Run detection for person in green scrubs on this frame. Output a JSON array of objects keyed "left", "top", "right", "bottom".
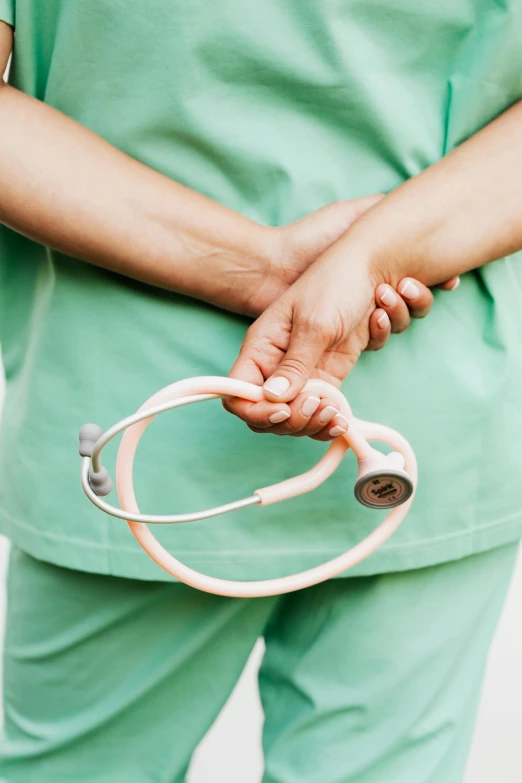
[{"left": 0, "top": 2, "right": 522, "bottom": 781}]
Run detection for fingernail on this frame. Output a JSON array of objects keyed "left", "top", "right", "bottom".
[
  {"left": 301, "top": 396, "right": 321, "bottom": 417},
  {"left": 449, "top": 277, "right": 461, "bottom": 290},
  {"left": 399, "top": 280, "right": 420, "bottom": 300},
  {"left": 333, "top": 415, "right": 349, "bottom": 431},
  {"left": 377, "top": 311, "right": 389, "bottom": 329},
  {"left": 264, "top": 377, "right": 291, "bottom": 397},
  {"left": 380, "top": 286, "right": 398, "bottom": 307},
  {"left": 318, "top": 406, "right": 339, "bottom": 424},
  {"left": 329, "top": 423, "right": 348, "bottom": 437},
  {"left": 269, "top": 410, "right": 291, "bottom": 424}
]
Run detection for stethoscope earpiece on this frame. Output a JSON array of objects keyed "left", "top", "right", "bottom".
[
  {"left": 79, "top": 423, "right": 113, "bottom": 496},
  {"left": 78, "top": 376, "right": 418, "bottom": 597}
]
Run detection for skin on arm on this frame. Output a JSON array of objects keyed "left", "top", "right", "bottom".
[
  {"left": 0, "top": 17, "right": 10, "bottom": 69},
  {"left": 226, "top": 99, "right": 522, "bottom": 439},
  {"left": 0, "top": 22, "right": 369, "bottom": 317},
  {"left": 0, "top": 24, "right": 411, "bottom": 326},
  {"left": 0, "top": 21, "right": 454, "bottom": 338}
]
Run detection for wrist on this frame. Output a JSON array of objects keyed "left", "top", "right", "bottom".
[
  {"left": 185, "top": 221, "right": 283, "bottom": 318},
  {"left": 151, "top": 181, "right": 281, "bottom": 316},
  {"left": 337, "top": 215, "right": 412, "bottom": 290},
  {"left": 219, "top": 223, "right": 285, "bottom": 318},
  {"left": 240, "top": 226, "right": 291, "bottom": 317}
]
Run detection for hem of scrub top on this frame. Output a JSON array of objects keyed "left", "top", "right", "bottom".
[{"left": 0, "top": 509, "right": 521, "bottom": 582}]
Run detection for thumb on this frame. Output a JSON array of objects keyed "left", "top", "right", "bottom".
[
  {"left": 262, "top": 319, "right": 329, "bottom": 402},
  {"left": 285, "top": 193, "right": 383, "bottom": 261}
]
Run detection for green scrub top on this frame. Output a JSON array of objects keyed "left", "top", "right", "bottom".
[{"left": 1, "top": 0, "right": 522, "bottom": 582}]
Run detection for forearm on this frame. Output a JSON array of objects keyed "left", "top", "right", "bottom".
[
  {"left": 340, "top": 100, "right": 522, "bottom": 286},
  {"left": 0, "top": 83, "right": 273, "bottom": 313}
]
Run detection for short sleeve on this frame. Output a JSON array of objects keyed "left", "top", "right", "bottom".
[{"left": 0, "top": 0, "right": 14, "bottom": 27}]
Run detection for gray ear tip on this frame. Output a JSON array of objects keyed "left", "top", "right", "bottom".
[
  {"left": 79, "top": 423, "right": 103, "bottom": 457},
  {"left": 88, "top": 466, "right": 113, "bottom": 497},
  {"left": 94, "top": 476, "right": 113, "bottom": 497}
]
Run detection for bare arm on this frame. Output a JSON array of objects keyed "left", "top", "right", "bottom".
[
  {"left": 344, "top": 99, "right": 522, "bottom": 287},
  {"left": 0, "top": 23, "right": 285, "bottom": 315},
  {"left": 0, "top": 18, "right": 10, "bottom": 71},
  {"left": 0, "top": 21, "right": 456, "bottom": 331},
  {"left": 226, "top": 98, "right": 522, "bottom": 438}
]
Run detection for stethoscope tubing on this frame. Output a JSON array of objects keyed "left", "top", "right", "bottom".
[
  {"left": 80, "top": 376, "right": 418, "bottom": 598},
  {"left": 81, "top": 393, "right": 260, "bottom": 524}
]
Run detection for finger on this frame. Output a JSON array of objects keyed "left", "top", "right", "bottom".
[
  {"left": 224, "top": 337, "right": 291, "bottom": 429},
  {"left": 269, "top": 391, "right": 322, "bottom": 435},
  {"left": 310, "top": 412, "right": 350, "bottom": 442},
  {"left": 367, "top": 308, "right": 391, "bottom": 351},
  {"left": 226, "top": 329, "right": 267, "bottom": 390},
  {"left": 263, "top": 317, "right": 329, "bottom": 403},
  {"left": 223, "top": 343, "right": 273, "bottom": 426},
  {"left": 223, "top": 396, "right": 291, "bottom": 430},
  {"left": 375, "top": 284, "right": 411, "bottom": 333},
  {"left": 437, "top": 276, "right": 460, "bottom": 291},
  {"left": 224, "top": 316, "right": 286, "bottom": 426},
  {"left": 231, "top": 393, "right": 344, "bottom": 438},
  {"left": 396, "top": 277, "right": 434, "bottom": 319},
  {"left": 226, "top": 391, "right": 322, "bottom": 436},
  {"left": 269, "top": 391, "right": 345, "bottom": 437}
]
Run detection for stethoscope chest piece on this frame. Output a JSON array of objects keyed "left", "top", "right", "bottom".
[
  {"left": 354, "top": 471, "right": 414, "bottom": 509},
  {"left": 353, "top": 449, "right": 414, "bottom": 509}
]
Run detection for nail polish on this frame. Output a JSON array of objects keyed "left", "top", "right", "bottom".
[
  {"left": 264, "top": 377, "right": 290, "bottom": 397},
  {"left": 334, "top": 415, "right": 349, "bottom": 431},
  {"left": 380, "top": 287, "right": 398, "bottom": 307},
  {"left": 269, "top": 410, "right": 291, "bottom": 424},
  {"left": 399, "top": 280, "right": 420, "bottom": 300},
  {"left": 301, "top": 396, "right": 321, "bottom": 417},
  {"left": 318, "top": 406, "right": 339, "bottom": 424}
]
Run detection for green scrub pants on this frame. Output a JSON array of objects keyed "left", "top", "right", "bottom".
[{"left": 0, "top": 543, "right": 517, "bottom": 783}]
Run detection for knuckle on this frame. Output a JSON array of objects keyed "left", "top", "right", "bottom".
[
  {"left": 294, "top": 308, "right": 343, "bottom": 345},
  {"left": 313, "top": 432, "right": 332, "bottom": 443},
  {"left": 280, "top": 354, "right": 310, "bottom": 377},
  {"left": 294, "top": 312, "right": 323, "bottom": 334},
  {"left": 286, "top": 419, "right": 304, "bottom": 434},
  {"left": 410, "top": 297, "right": 431, "bottom": 312},
  {"left": 245, "top": 320, "right": 260, "bottom": 340},
  {"left": 248, "top": 413, "right": 268, "bottom": 428},
  {"left": 392, "top": 319, "right": 411, "bottom": 334}
]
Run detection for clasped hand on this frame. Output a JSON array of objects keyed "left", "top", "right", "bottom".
[{"left": 225, "top": 194, "right": 457, "bottom": 441}]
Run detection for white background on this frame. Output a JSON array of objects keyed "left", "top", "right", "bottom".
[{"left": 0, "top": 365, "right": 521, "bottom": 781}]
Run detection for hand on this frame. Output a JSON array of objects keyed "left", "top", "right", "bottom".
[
  {"left": 367, "top": 275, "right": 460, "bottom": 351},
  {"left": 244, "top": 194, "right": 458, "bottom": 329},
  {"left": 244, "top": 195, "right": 383, "bottom": 317},
  {"left": 224, "top": 245, "right": 458, "bottom": 440}
]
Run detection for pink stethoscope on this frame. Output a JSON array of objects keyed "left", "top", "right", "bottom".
[{"left": 79, "top": 376, "right": 417, "bottom": 598}]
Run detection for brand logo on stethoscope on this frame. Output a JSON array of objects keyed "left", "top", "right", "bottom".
[
  {"left": 370, "top": 480, "right": 398, "bottom": 499},
  {"left": 357, "top": 474, "right": 408, "bottom": 508}
]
